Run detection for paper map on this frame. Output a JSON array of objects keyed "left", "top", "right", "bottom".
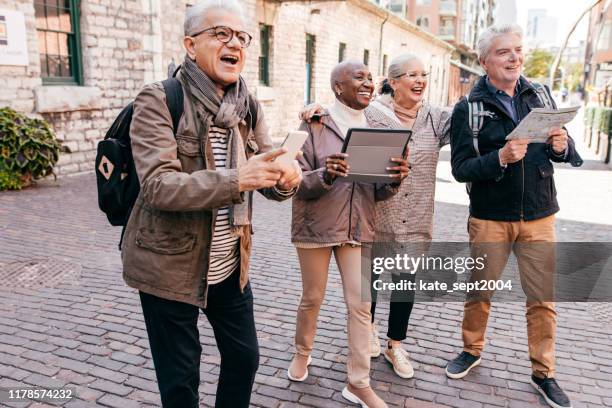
[{"left": 505, "top": 106, "right": 580, "bottom": 143}]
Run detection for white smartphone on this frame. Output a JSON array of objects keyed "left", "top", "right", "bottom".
[{"left": 275, "top": 130, "right": 308, "bottom": 166}]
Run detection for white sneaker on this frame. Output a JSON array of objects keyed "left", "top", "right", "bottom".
[
  {"left": 287, "top": 354, "right": 312, "bottom": 382},
  {"left": 370, "top": 323, "right": 381, "bottom": 358},
  {"left": 342, "top": 386, "right": 387, "bottom": 408},
  {"left": 384, "top": 346, "right": 414, "bottom": 379}
]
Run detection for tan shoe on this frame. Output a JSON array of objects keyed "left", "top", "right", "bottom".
[
  {"left": 370, "top": 323, "right": 381, "bottom": 358},
  {"left": 342, "top": 384, "right": 388, "bottom": 408},
  {"left": 384, "top": 346, "right": 414, "bottom": 379},
  {"left": 287, "top": 354, "right": 312, "bottom": 382}
]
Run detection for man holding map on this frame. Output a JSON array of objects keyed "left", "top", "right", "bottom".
[{"left": 447, "top": 23, "right": 582, "bottom": 408}]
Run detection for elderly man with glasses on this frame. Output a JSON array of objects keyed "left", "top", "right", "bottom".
[{"left": 121, "top": 1, "right": 301, "bottom": 407}]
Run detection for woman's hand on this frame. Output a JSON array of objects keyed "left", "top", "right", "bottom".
[
  {"left": 323, "top": 153, "right": 349, "bottom": 184},
  {"left": 386, "top": 156, "right": 409, "bottom": 181},
  {"left": 299, "top": 103, "right": 325, "bottom": 122}
]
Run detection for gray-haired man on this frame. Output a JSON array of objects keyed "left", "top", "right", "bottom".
[
  {"left": 446, "top": 24, "right": 581, "bottom": 408},
  {"left": 121, "top": 1, "right": 301, "bottom": 407}
]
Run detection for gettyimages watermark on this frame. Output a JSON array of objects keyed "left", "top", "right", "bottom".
[{"left": 360, "top": 242, "right": 612, "bottom": 303}]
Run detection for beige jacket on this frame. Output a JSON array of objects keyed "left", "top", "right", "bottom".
[{"left": 121, "top": 74, "right": 292, "bottom": 307}]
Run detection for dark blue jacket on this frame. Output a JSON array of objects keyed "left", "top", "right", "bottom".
[{"left": 450, "top": 76, "right": 582, "bottom": 221}]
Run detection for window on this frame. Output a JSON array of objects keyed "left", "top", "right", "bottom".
[
  {"left": 338, "top": 42, "right": 346, "bottom": 62},
  {"left": 305, "top": 34, "right": 315, "bottom": 105},
  {"left": 363, "top": 49, "right": 370, "bottom": 66},
  {"left": 35, "top": 0, "right": 83, "bottom": 85},
  {"left": 259, "top": 24, "right": 271, "bottom": 86},
  {"left": 382, "top": 54, "right": 388, "bottom": 76}
]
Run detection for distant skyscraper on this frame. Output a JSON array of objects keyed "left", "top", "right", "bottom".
[
  {"left": 526, "top": 9, "right": 558, "bottom": 49},
  {"left": 494, "top": 0, "right": 517, "bottom": 25}
]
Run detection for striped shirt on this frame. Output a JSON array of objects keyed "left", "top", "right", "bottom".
[{"left": 207, "top": 126, "right": 240, "bottom": 285}]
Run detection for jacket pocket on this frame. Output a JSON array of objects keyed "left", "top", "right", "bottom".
[
  {"left": 136, "top": 228, "right": 197, "bottom": 255},
  {"left": 538, "top": 163, "right": 554, "bottom": 178},
  {"left": 246, "top": 136, "right": 259, "bottom": 157},
  {"left": 176, "top": 135, "right": 200, "bottom": 157},
  {"left": 536, "top": 163, "right": 556, "bottom": 208}
]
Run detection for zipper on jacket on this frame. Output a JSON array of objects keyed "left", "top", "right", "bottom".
[
  {"left": 520, "top": 159, "right": 525, "bottom": 219},
  {"left": 347, "top": 182, "right": 356, "bottom": 240}
]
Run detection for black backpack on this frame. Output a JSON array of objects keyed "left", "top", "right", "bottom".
[
  {"left": 95, "top": 78, "right": 184, "bottom": 228},
  {"left": 95, "top": 78, "right": 259, "bottom": 232}
]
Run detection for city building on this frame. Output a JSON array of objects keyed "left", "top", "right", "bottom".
[
  {"left": 584, "top": 0, "right": 612, "bottom": 96},
  {"left": 404, "top": 0, "right": 493, "bottom": 103},
  {"left": 526, "top": 8, "right": 558, "bottom": 50},
  {"left": 493, "top": 0, "right": 517, "bottom": 26},
  {"left": 565, "top": 41, "right": 586, "bottom": 65},
  {"left": 0, "top": 0, "right": 452, "bottom": 176}
]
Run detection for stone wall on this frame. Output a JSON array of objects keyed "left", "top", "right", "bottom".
[
  {"left": 1, "top": 0, "right": 451, "bottom": 176},
  {"left": 254, "top": 0, "right": 453, "bottom": 141},
  {"left": 0, "top": 0, "right": 200, "bottom": 175}
]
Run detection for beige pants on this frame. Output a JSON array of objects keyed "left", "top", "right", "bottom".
[
  {"left": 294, "top": 245, "right": 371, "bottom": 388},
  {"left": 462, "top": 215, "right": 557, "bottom": 378}
]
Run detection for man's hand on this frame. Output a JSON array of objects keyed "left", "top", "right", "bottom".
[
  {"left": 324, "top": 153, "right": 349, "bottom": 184},
  {"left": 386, "top": 156, "right": 410, "bottom": 181},
  {"left": 499, "top": 139, "right": 529, "bottom": 165},
  {"left": 238, "top": 148, "right": 285, "bottom": 192},
  {"left": 548, "top": 128, "right": 568, "bottom": 154},
  {"left": 276, "top": 159, "right": 303, "bottom": 191},
  {"left": 299, "top": 103, "right": 325, "bottom": 123}
]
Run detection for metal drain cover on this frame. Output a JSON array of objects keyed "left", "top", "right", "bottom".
[{"left": 0, "top": 258, "right": 81, "bottom": 288}]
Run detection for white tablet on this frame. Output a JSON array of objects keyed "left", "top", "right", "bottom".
[{"left": 276, "top": 130, "right": 308, "bottom": 166}]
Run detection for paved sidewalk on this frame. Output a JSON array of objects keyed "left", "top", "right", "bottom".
[{"left": 1, "top": 114, "right": 611, "bottom": 407}]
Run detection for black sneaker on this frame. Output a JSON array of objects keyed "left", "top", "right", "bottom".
[
  {"left": 445, "top": 351, "right": 481, "bottom": 379},
  {"left": 531, "top": 375, "right": 572, "bottom": 408}
]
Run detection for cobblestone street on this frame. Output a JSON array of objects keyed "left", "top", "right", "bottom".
[{"left": 1, "top": 115, "right": 611, "bottom": 408}]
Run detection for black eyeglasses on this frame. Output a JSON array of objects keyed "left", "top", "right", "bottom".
[{"left": 190, "top": 25, "right": 252, "bottom": 48}]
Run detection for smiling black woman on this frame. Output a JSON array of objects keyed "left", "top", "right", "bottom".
[{"left": 287, "top": 60, "right": 409, "bottom": 408}]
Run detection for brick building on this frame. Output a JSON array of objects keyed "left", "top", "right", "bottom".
[
  {"left": 403, "top": 0, "right": 495, "bottom": 104},
  {"left": 0, "top": 0, "right": 451, "bottom": 176}
]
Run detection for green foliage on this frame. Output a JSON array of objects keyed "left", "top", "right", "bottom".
[
  {"left": 585, "top": 107, "right": 595, "bottom": 127},
  {"left": 564, "top": 62, "right": 583, "bottom": 92},
  {"left": 523, "top": 49, "right": 562, "bottom": 88},
  {"left": 0, "top": 107, "right": 62, "bottom": 191},
  {"left": 593, "top": 107, "right": 602, "bottom": 134},
  {"left": 586, "top": 106, "right": 612, "bottom": 134},
  {"left": 0, "top": 169, "right": 22, "bottom": 190},
  {"left": 599, "top": 108, "right": 612, "bottom": 135},
  {"left": 524, "top": 49, "right": 555, "bottom": 78}
]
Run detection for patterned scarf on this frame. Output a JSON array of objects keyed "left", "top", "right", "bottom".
[{"left": 181, "top": 56, "right": 250, "bottom": 234}]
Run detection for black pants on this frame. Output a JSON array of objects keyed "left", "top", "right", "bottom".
[
  {"left": 370, "top": 270, "right": 415, "bottom": 341},
  {"left": 139, "top": 272, "right": 259, "bottom": 408}
]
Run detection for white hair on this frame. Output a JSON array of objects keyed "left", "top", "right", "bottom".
[
  {"left": 388, "top": 54, "right": 422, "bottom": 79},
  {"left": 477, "top": 23, "right": 523, "bottom": 61},
  {"left": 184, "top": 0, "right": 245, "bottom": 36}
]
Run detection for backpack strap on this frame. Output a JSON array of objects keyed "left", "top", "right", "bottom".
[
  {"left": 248, "top": 94, "right": 258, "bottom": 131},
  {"left": 161, "top": 78, "right": 184, "bottom": 134},
  {"left": 531, "top": 82, "right": 555, "bottom": 109},
  {"left": 465, "top": 92, "right": 486, "bottom": 194},
  {"left": 466, "top": 93, "right": 484, "bottom": 157}
]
